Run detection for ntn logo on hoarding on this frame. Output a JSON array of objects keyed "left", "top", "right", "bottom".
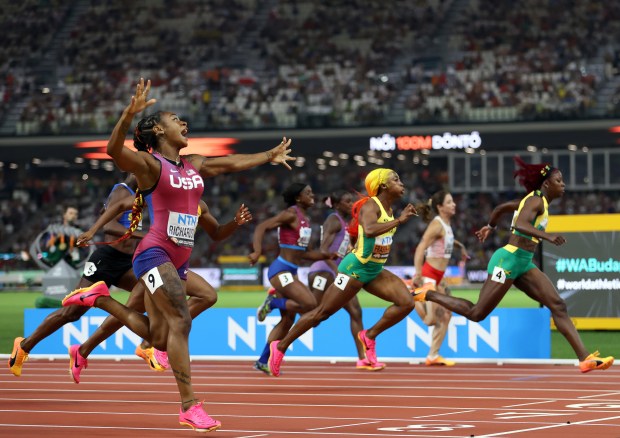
[
  {"left": 26, "top": 307, "right": 549, "bottom": 359},
  {"left": 369, "top": 132, "right": 482, "bottom": 151}
]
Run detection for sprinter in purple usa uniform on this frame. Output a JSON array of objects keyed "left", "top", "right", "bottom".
[{"left": 61, "top": 78, "right": 294, "bottom": 432}]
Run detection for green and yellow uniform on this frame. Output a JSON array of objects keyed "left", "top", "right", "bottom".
[
  {"left": 338, "top": 197, "right": 396, "bottom": 284},
  {"left": 487, "top": 190, "right": 548, "bottom": 282}
]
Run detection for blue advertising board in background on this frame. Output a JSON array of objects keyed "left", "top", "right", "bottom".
[{"left": 25, "top": 307, "right": 550, "bottom": 360}]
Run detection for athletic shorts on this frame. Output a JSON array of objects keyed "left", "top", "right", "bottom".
[
  {"left": 308, "top": 257, "right": 342, "bottom": 278},
  {"left": 421, "top": 262, "right": 445, "bottom": 285},
  {"left": 337, "top": 253, "right": 383, "bottom": 285},
  {"left": 82, "top": 246, "right": 133, "bottom": 287},
  {"left": 133, "top": 247, "right": 189, "bottom": 281},
  {"left": 267, "top": 256, "right": 299, "bottom": 279},
  {"left": 487, "top": 244, "right": 536, "bottom": 281}
]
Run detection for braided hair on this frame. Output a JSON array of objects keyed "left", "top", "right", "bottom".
[
  {"left": 89, "top": 190, "right": 145, "bottom": 246},
  {"left": 513, "top": 156, "right": 557, "bottom": 193},
  {"left": 133, "top": 111, "right": 163, "bottom": 152}
]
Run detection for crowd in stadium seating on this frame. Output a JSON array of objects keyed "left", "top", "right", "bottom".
[
  {"left": 9, "top": 0, "right": 620, "bottom": 135},
  {"left": 3, "top": 1, "right": 620, "bottom": 279}
]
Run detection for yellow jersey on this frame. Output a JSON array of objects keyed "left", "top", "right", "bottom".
[{"left": 353, "top": 197, "right": 397, "bottom": 264}]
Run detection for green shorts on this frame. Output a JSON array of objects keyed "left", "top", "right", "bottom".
[
  {"left": 487, "top": 244, "right": 537, "bottom": 283},
  {"left": 338, "top": 253, "right": 384, "bottom": 285}
]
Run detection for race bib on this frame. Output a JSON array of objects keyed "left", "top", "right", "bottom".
[
  {"left": 372, "top": 235, "right": 392, "bottom": 259},
  {"left": 491, "top": 266, "right": 506, "bottom": 284},
  {"left": 297, "top": 226, "right": 312, "bottom": 248},
  {"left": 444, "top": 229, "right": 454, "bottom": 256},
  {"left": 278, "top": 272, "right": 294, "bottom": 287},
  {"left": 167, "top": 211, "right": 198, "bottom": 247},
  {"left": 336, "top": 232, "right": 351, "bottom": 258},
  {"left": 334, "top": 273, "right": 350, "bottom": 290},
  {"left": 83, "top": 262, "right": 97, "bottom": 277},
  {"left": 143, "top": 267, "right": 164, "bottom": 294},
  {"left": 312, "top": 275, "right": 327, "bottom": 291}
]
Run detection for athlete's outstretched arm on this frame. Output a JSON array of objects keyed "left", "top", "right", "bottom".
[
  {"left": 248, "top": 209, "right": 296, "bottom": 265},
  {"left": 475, "top": 199, "right": 520, "bottom": 242},
  {"left": 359, "top": 202, "right": 416, "bottom": 237},
  {"left": 76, "top": 190, "right": 142, "bottom": 246},
  {"left": 187, "top": 137, "right": 295, "bottom": 178},
  {"left": 198, "top": 201, "right": 252, "bottom": 241},
  {"left": 514, "top": 197, "right": 565, "bottom": 245},
  {"left": 106, "top": 78, "right": 157, "bottom": 174}
]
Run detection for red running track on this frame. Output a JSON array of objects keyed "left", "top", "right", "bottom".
[{"left": 1, "top": 359, "right": 620, "bottom": 437}]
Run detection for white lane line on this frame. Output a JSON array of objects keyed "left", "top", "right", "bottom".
[
  {"left": 307, "top": 420, "right": 381, "bottom": 431},
  {"left": 0, "top": 425, "right": 464, "bottom": 437},
  {"left": 503, "top": 400, "right": 556, "bottom": 408},
  {"left": 3, "top": 396, "right": 620, "bottom": 414},
  {"left": 411, "top": 410, "right": 477, "bottom": 419},
  {"left": 2, "top": 381, "right": 617, "bottom": 397},
  {"left": 478, "top": 414, "right": 620, "bottom": 437},
  {"left": 578, "top": 392, "right": 620, "bottom": 399}
]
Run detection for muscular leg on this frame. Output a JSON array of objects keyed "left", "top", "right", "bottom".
[
  {"left": 418, "top": 283, "right": 452, "bottom": 358},
  {"left": 271, "top": 277, "right": 317, "bottom": 314},
  {"left": 93, "top": 292, "right": 151, "bottom": 341},
  {"left": 144, "top": 287, "right": 169, "bottom": 350},
  {"left": 343, "top": 295, "right": 365, "bottom": 359},
  {"left": 21, "top": 277, "right": 93, "bottom": 352},
  {"left": 514, "top": 268, "right": 589, "bottom": 360},
  {"left": 277, "top": 278, "right": 362, "bottom": 352},
  {"left": 426, "top": 276, "right": 513, "bottom": 322},
  {"left": 138, "top": 270, "right": 217, "bottom": 351},
  {"left": 140, "top": 263, "right": 196, "bottom": 410},
  {"left": 267, "top": 310, "right": 295, "bottom": 343},
  {"left": 363, "top": 270, "right": 416, "bottom": 339},
  {"left": 185, "top": 271, "right": 218, "bottom": 318},
  {"left": 79, "top": 271, "right": 140, "bottom": 358}
]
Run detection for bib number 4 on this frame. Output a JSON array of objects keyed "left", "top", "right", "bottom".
[{"left": 491, "top": 266, "right": 506, "bottom": 284}]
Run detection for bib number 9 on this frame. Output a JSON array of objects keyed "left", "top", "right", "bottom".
[{"left": 143, "top": 267, "right": 164, "bottom": 294}]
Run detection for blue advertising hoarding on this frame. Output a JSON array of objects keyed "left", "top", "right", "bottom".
[{"left": 24, "top": 307, "right": 550, "bottom": 359}]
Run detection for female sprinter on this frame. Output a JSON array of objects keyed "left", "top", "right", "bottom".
[
  {"left": 248, "top": 183, "right": 335, "bottom": 373},
  {"left": 61, "top": 78, "right": 293, "bottom": 432},
  {"left": 267, "top": 168, "right": 433, "bottom": 377},
  {"left": 69, "top": 184, "right": 251, "bottom": 381},
  {"left": 411, "top": 190, "right": 468, "bottom": 367},
  {"left": 414, "top": 157, "right": 614, "bottom": 373},
  {"left": 306, "top": 191, "right": 381, "bottom": 370}
]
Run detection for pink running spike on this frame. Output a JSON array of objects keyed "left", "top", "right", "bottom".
[
  {"left": 268, "top": 340, "right": 285, "bottom": 377},
  {"left": 357, "top": 330, "right": 378, "bottom": 364},
  {"left": 179, "top": 401, "right": 221, "bottom": 432},
  {"left": 62, "top": 281, "right": 110, "bottom": 307},
  {"left": 69, "top": 345, "right": 88, "bottom": 384}
]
